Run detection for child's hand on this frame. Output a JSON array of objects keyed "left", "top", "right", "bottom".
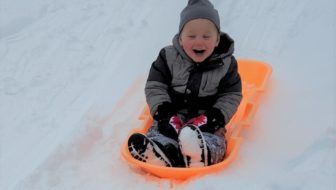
[
  {"left": 187, "top": 108, "right": 225, "bottom": 133},
  {"left": 158, "top": 115, "right": 183, "bottom": 140},
  {"left": 186, "top": 114, "right": 208, "bottom": 128},
  {"left": 154, "top": 102, "right": 176, "bottom": 121}
]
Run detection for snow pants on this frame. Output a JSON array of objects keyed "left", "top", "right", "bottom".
[{"left": 146, "top": 120, "right": 227, "bottom": 165}]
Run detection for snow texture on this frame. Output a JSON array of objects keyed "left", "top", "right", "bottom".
[
  {"left": 179, "top": 126, "right": 207, "bottom": 168},
  {"left": 0, "top": 0, "right": 335, "bottom": 189}
]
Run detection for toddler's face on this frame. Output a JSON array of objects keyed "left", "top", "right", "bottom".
[{"left": 179, "top": 19, "right": 219, "bottom": 63}]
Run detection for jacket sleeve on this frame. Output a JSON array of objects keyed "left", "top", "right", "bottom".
[
  {"left": 145, "top": 48, "right": 172, "bottom": 116},
  {"left": 213, "top": 57, "right": 242, "bottom": 125}
]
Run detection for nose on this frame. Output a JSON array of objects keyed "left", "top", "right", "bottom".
[{"left": 194, "top": 37, "right": 203, "bottom": 46}]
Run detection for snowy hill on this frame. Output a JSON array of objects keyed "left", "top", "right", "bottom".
[{"left": 0, "top": 0, "right": 335, "bottom": 189}]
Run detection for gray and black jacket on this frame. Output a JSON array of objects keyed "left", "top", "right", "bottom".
[{"left": 145, "top": 32, "right": 242, "bottom": 126}]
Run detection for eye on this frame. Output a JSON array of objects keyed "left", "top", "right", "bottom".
[
  {"left": 188, "top": 35, "right": 196, "bottom": 39},
  {"left": 203, "top": 35, "right": 211, "bottom": 39}
]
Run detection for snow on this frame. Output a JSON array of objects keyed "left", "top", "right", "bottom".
[
  {"left": 179, "top": 126, "right": 207, "bottom": 168},
  {"left": 0, "top": 0, "right": 335, "bottom": 189}
]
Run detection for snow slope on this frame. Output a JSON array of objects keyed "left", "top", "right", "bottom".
[{"left": 0, "top": 0, "right": 335, "bottom": 189}]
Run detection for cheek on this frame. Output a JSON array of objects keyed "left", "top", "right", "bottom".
[
  {"left": 184, "top": 43, "right": 193, "bottom": 49},
  {"left": 180, "top": 40, "right": 192, "bottom": 49},
  {"left": 206, "top": 40, "right": 218, "bottom": 49}
]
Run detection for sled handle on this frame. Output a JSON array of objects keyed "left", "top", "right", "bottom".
[
  {"left": 239, "top": 102, "right": 257, "bottom": 128},
  {"left": 138, "top": 105, "right": 150, "bottom": 120}
]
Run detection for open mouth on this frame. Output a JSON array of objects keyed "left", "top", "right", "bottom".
[{"left": 193, "top": 49, "right": 206, "bottom": 55}]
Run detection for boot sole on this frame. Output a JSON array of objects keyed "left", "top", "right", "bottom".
[{"left": 128, "top": 133, "right": 172, "bottom": 167}]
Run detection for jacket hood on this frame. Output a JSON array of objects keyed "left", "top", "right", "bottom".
[{"left": 172, "top": 32, "right": 234, "bottom": 64}]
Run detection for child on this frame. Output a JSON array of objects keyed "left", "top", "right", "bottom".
[{"left": 128, "top": 0, "right": 242, "bottom": 168}]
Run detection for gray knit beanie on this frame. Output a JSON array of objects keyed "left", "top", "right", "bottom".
[{"left": 179, "top": 0, "right": 220, "bottom": 33}]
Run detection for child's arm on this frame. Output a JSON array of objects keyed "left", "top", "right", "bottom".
[
  {"left": 213, "top": 57, "right": 242, "bottom": 125},
  {"left": 145, "top": 49, "right": 173, "bottom": 117}
]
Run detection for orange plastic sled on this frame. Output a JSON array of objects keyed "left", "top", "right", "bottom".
[{"left": 121, "top": 59, "right": 272, "bottom": 180}]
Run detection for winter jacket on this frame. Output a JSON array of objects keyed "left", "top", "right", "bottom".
[{"left": 145, "top": 32, "right": 242, "bottom": 125}]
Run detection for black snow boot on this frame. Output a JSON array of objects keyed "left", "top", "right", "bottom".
[{"left": 128, "top": 133, "right": 173, "bottom": 167}]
